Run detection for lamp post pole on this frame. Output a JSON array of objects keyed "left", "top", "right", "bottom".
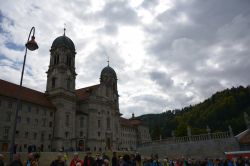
[{"left": 9, "top": 27, "right": 38, "bottom": 162}]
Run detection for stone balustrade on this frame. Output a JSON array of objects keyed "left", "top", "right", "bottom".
[{"left": 139, "top": 131, "right": 232, "bottom": 147}]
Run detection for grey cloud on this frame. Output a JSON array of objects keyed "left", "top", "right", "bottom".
[
  {"left": 76, "top": 41, "right": 126, "bottom": 87},
  {"left": 142, "top": 0, "right": 250, "bottom": 109},
  {"left": 1, "top": 0, "right": 250, "bottom": 118},
  {"left": 98, "top": 1, "right": 139, "bottom": 25},
  {"left": 96, "top": 23, "right": 118, "bottom": 35},
  {"left": 141, "top": 0, "right": 159, "bottom": 9},
  {"left": 149, "top": 71, "right": 173, "bottom": 89},
  {"left": 132, "top": 94, "right": 167, "bottom": 107}
]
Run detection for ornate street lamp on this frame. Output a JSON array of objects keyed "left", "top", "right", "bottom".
[{"left": 9, "top": 27, "right": 38, "bottom": 162}]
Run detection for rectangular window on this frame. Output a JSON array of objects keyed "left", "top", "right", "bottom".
[
  {"left": 41, "top": 133, "right": 44, "bottom": 141},
  {"left": 35, "top": 119, "right": 39, "bottom": 126},
  {"left": 80, "top": 131, "right": 83, "bottom": 137},
  {"left": 98, "top": 132, "right": 100, "bottom": 137},
  {"left": 0, "top": 100, "right": 2, "bottom": 107},
  {"left": 34, "top": 132, "right": 37, "bottom": 140},
  {"left": 8, "top": 101, "right": 12, "bottom": 109},
  {"left": 65, "top": 132, "right": 69, "bottom": 138},
  {"left": 26, "top": 117, "right": 30, "bottom": 124},
  {"left": 80, "top": 117, "right": 84, "bottom": 128},
  {"left": 25, "top": 132, "right": 29, "bottom": 138},
  {"left": 6, "top": 112, "right": 11, "bottom": 121},
  {"left": 3, "top": 127, "right": 9, "bottom": 138},
  {"left": 66, "top": 115, "right": 69, "bottom": 127},
  {"left": 17, "top": 116, "right": 21, "bottom": 123},
  {"left": 50, "top": 112, "right": 53, "bottom": 117},
  {"left": 36, "top": 108, "right": 39, "bottom": 114},
  {"left": 98, "top": 120, "right": 101, "bottom": 128},
  {"left": 42, "top": 119, "right": 46, "bottom": 127},
  {"left": 19, "top": 103, "right": 22, "bottom": 111},
  {"left": 28, "top": 106, "right": 31, "bottom": 112},
  {"left": 48, "top": 134, "right": 51, "bottom": 140},
  {"left": 15, "top": 131, "right": 19, "bottom": 138},
  {"left": 49, "top": 122, "right": 52, "bottom": 127},
  {"left": 107, "top": 118, "right": 110, "bottom": 130}
]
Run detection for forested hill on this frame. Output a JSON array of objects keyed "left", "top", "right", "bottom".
[{"left": 138, "top": 86, "right": 250, "bottom": 140}]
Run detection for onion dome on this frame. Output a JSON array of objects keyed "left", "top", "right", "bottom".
[
  {"left": 100, "top": 65, "right": 117, "bottom": 81},
  {"left": 51, "top": 35, "right": 75, "bottom": 51}
]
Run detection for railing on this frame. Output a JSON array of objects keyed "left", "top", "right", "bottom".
[{"left": 139, "top": 131, "right": 232, "bottom": 147}]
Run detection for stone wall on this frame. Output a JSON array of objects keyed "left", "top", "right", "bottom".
[{"left": 137, "top": 132, "right": 240, "bottom": 159}]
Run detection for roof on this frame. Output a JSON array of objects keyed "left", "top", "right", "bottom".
[
  {"left": 75, "top": 84, "right": 100, "bottom": 101},
  {"left": 119, "top": 117, "right": 143, "bottom": 128},
  {"left": 235, "top": 128, "right": 250, "bottom": 144},
  {"left": 0, "top": 79, "right": 55, "bottom": 108},
  {"left": 51, "top": 35, "right": 75, "bottom": 51},
  {"left": 100, "top": 65, "right": 117, "bottom": 80},
  {"left": 130, "top": 119, "right": 143, "bottom": 125}
]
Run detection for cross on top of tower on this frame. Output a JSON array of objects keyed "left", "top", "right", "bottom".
[
  {"left": 63, "top": 23, "right": 66, "bottom": 36},
  {"left": 107, "top": 55, "right": 110, "bottom": 66}
]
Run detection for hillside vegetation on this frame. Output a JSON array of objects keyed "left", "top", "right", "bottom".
[{"left": 138, "top": 86, "right": 250, "bottom": 139}]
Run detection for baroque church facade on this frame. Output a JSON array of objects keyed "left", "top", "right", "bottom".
[{"left": 0, "top": 33, "right": 151, "bottom": 152}]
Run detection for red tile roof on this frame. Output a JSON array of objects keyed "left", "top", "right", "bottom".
[
  {"left": 130, "top": 119, "right": 143, "bottom": 125},
  {"left": 0, "top": 79, "right": 55, "bottom": 108},
  {"left": 120, "top": 117, "right": 143, "bottom": 127},
  {"left": 235, "top": 129, "right": 250, "bottom": 144},
  {"left": 75, "top": 84, "right": 100, "bottom": 101}
]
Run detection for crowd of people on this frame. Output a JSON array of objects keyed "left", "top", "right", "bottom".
[
  {"left": 0, "top": 152, "right": 249, "bottom": 166},
  {"left": 0, "top": 152, "right": 40, "bottom": 166}
]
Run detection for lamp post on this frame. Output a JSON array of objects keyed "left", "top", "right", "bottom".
[{"left": 9, "top": 27, "right": 38, "bottom": 162}]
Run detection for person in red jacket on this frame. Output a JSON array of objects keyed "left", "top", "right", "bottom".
[{"left": 70, "top": 153, "right": 84, "bottom": 166}]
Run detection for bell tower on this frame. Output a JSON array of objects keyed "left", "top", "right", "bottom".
[
  {"left": 46, "top": 30, "right": 77, "bottom": 151},
  {"left": 100, "top": 64, "right": 120, "bottom": 150},
  {"left": 46, "top": 32, "right": 76, "bottom": 93}
]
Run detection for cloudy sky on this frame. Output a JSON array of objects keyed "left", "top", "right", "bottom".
[{"left": 0, "top": 0, "right": 250, "bottom": 118}]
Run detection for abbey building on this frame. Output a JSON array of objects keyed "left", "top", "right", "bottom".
[{"left": 0, "top": 33, "right": 151, "bottom": 152}]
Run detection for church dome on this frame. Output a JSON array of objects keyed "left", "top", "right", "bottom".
[
  {"left": 51, "top": 35, "right": 75, "bottom": 51},
  {"left": 100, "top": 65, "right": 117, "bottom": 80}
]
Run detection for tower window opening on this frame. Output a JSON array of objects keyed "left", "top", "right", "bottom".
[
  {"left": 66, "top": 56, "right": 71, "bottom": 67},
  {"left": 52, "top": 77, "right": 56, "bottom": 88},
  {"left": 56, "top": 55, "right": 59, "bottom": 64},
  {"left": 53, "top": 54, "right": 59, "bottom": 65},
  {"left": 67, "top": 78, "right": 70, "bottom": 89},
  {"left": 106, "top": 87, "right": 109, "bottom": 97}
]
